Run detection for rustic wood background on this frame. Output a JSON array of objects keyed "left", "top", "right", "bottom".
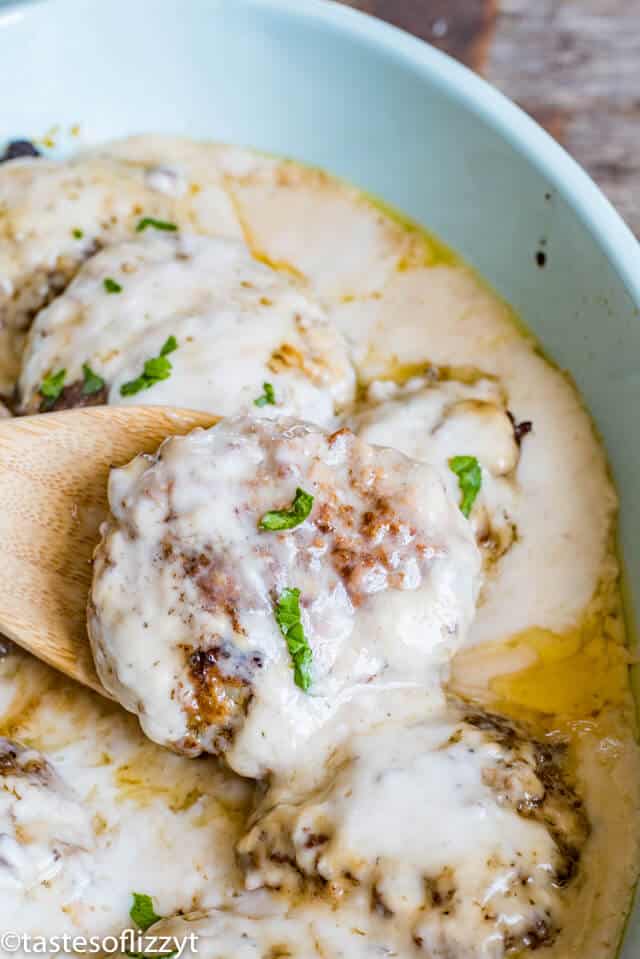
[{"left": 340, "top": 0, "right": 640, "bottom": 238}]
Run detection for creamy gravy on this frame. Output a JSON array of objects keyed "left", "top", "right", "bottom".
[
  {"left": 89, "top": 417, "right": 480, "bottom": 780},
  {"left": 18, "top": 234, "right": 355, "bottom": 426},
  {"left": 0, "top": 135, "right": 638, "bottom": 959},
  {"left": 239, "top": 711, "right": 590, "bottom": 952}
]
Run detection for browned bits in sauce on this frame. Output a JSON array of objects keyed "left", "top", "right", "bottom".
[
  {"left": 311, "top": 488, "right": 431, "bottom": 607},
  {"left": 268, "top": 342, "right": 306, "bottom": 375},
  {"left": 425, "top": 868, "right": 457, "bottom": 910},
  {"left": 467, "top": 711, "right": 590, "bottom": 889},
  {"left": 304, "top": 832, "right": 329, "bottom": 850},
  {"left": 0, "top": 743, "right": 48, "bottom": 781},
  {"left": 505, "top": 916, "right": 556, "bottom": 952},
  {"left": 327, "top": 427, "right": 351, "bottom": 446},
  {"left": 360, "top": 495, "right": 402, "bottom": 540},
  {"left": 371, "top": 885, "right": 394, "bottom": 918},
  {"left": 181, "top": 550, "right": 246, "bottom": 638},
  {"left": 185, "top": 645, "right": 257, "bottom": 747},
  {"left": 507, "top": 410, "right": 533, "bottom": 446},
  {"left": 266, "top": 947, "right": 295, "bottom": 959}
]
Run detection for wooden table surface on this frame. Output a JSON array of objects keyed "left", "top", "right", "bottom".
[{"left": 340, "top": 0, "right": 640, "bottom": 238}]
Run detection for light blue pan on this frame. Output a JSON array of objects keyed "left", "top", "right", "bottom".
[{"left": 0, "top": 0, "right": 638, "bottom": 951}]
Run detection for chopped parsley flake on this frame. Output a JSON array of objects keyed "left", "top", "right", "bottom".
[
  {"left": 136, "top": 217, "right": 178, "bottom": 233},
  {"left": 449, "top": 455, "right": 482, "bottom": 518},
  {"left": 254, "top": 381, "right": 276, "bottom": 407},
  {"left": 125, "top": 951, "right": 177, "bottom": 959},
  {"left": 160, "top": 335, "right": 177, "bottom": 356},
  {"left": 120, "top": 336, "right": 178, "bottom": 396},
  {"left": 259, "top": 487, "right": 314, "bottom": 531},
  {"left": 103, "top": 277, "right": 122, "bottom": 294},
  {"left": 129, "top": 892, "right": 162, "bottom": 931},
  {"left": 72, "top": 228, "right": 84, "bottom": 239},
  {"left": 274, "top": 587, "right": 313, "bottom": 692},
  {"left": 39, "top": 368, "right": 66, "bottom": 409},
  {"left": 81, "top": 363, "right": 105, "bottom": 396}
]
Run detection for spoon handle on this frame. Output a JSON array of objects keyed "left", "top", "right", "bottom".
[{"left": 0, "top": 406, "right": 217, "bottom": 693}]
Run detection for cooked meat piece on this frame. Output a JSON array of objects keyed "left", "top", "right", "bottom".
[
  {"left": 88, "top": 417, "right": 480, "bottom": 778},
  {"left": 238, "top": 709, "right": 589, "bottom": 957},
  {"left": 353, "top": 375, "right": 522, "bottom": 563},
  {"left": 0, "top": 738, "right": 93, "bottom": 892},
  {"left": 18, "top": 234, "right": 355, "bottom": 424},
  {"left": 0, "top": 144, "right": 240, "bottom": 393}
]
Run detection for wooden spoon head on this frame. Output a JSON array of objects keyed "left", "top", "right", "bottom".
[{"left": 0, "top": 406, "right": 218, "bottom": 694}]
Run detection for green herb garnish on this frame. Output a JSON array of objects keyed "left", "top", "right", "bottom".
[
  {"left": 125, "top": 953, "right": 177, "bottom": 959},
  {"left": 260, "top": 488, "right": 314, "bottom": 531},
  {"left": 120, "top": 336, "right": 178, "bottom": 396},
  {"left": 449, "top": 455, "right": 482, "bottom": 518},
  {"left": 125, "top": 951, "right": 177, "bottom": 959},
  {"left": 103, "top": 276, "right": 122, "bottom": 294},
  {"left": 39, "top": 368, "right": 66, "bottom": 409},
  {"left": 159, "top": 335, "right": 177, "bottom": 356},
  {"left": 274, "top": 587, "right": 313, "bottom": 692},
  {"left": 72, "top": 228, "right": 84, "bottom": 239},
  {"left": 81, "top": 363, "right": 105, "bottom": 396},
  {"left": 136, "top": 217, "right": 178, "bottom": 233},
  {"left": 254, "top": 382, "right": 276, "bottom": 408},
  {"left": 129, "top": 893, "right": 162, "bottom": 932}
]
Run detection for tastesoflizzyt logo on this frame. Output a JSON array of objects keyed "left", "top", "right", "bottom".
[{"left": 0, "top": 930, "right": 198, "bottom": 956}]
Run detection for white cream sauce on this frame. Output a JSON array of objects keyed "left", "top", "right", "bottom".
[
  {"left": 0, "top": 649, "right": 253, "bottom": 957},
  {"left": 0, "top": 135, "right": 637, "bottom": 959},
  {"left": 333, "top": 268, "right": 618, "bottom": 650},
  {"left": 18, "top": 234, "right": 355, "bottom": 425},
  {"left": 149, "top": 907, "right": 405, "bottom": 958},
  {"left": 89, "top": 417, "right": 480, "bottom": 780},
  {"left": 352, "top": 375, "right": 521, "bottom": 563},
  {"left": 0, "top": 144, "right": 241, "bottom": 393},
  {"left": 239, "top": 711, "right": 588, "bottom": 955},
  {"left": 0, "top": 738, "right": 93, "bottom": 894}
]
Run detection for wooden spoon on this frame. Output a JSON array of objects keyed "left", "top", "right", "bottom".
[{"left": 0, "top": 406, "right": 218, "bottom": 694}]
